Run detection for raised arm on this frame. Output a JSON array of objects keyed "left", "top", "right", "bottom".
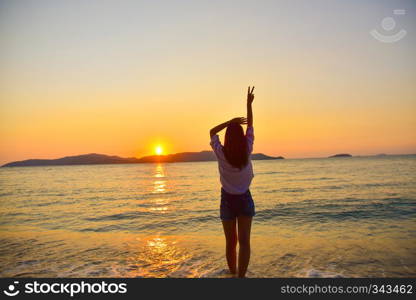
[
  {"left": 247, "top": 86, "right": 254, "bottom": 127},
  {"left": 210, "top": 117, "right": 247, "bottom": 137}
]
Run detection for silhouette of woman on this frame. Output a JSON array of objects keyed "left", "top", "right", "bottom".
[{"left": 209, "top": 86, "right": 255, "bottom": 278}]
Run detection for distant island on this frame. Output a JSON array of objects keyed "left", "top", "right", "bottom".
[
  {"left": 2, "top": 152, "right": 284, "bottom": 167},
  {"left": 328, "top": 153, "right": 352, "bottom": 158}
]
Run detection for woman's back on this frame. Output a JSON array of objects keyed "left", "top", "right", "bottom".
[{"left": 210, "top": 126, "right": 254, "bottom": 194}]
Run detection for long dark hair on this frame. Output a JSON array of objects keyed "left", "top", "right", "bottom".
[{"left": 223, "top": 123, "right": 248, "bottom": 170}]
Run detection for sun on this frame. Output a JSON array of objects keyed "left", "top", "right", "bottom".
[{"left": 155, "top": 145, "right": 163, "bottom": 156}]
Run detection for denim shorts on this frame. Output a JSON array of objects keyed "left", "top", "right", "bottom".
[{"left": 220, "top": 188, "right": 255, "bottom": 221}]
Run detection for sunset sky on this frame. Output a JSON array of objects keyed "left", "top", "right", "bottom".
[{"left": 1, "top": 0, "right": 415, "bottom": 164}]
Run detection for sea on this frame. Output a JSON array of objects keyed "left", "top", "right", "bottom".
[{"left": 0, "top": 155, "right": 415, "bottom": 277}]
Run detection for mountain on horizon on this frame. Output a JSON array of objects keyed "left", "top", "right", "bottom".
[{"left": 2, "top": 152, "right": 284, "bottom": 167}]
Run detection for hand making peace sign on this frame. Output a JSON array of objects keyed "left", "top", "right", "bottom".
[{"left": 247, "top": 86, "right": 255, "bottom": 104}]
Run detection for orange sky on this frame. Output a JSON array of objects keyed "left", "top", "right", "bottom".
[{"left": 1, "top": 0, "right": 415, "bottom": 164}]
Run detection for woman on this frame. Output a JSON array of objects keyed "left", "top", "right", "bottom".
[{"left": 209, "top": 86, "right": 255, "bottom": 278}]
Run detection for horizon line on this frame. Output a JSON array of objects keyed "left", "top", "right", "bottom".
[{"left": 2, "top": 151, "right": 416, "bottom": 167}]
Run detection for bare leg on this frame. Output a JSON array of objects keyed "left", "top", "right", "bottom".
[
  {"left": 222, "top": 219, "right": 237, "bottom": 274},
  {"left": 237, "top": 216, "right": 252, "bottom": 278}
]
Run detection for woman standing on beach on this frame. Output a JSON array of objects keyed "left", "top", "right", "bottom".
[{"left": 209, "top": 86, "right": 256, "bottom": 278}]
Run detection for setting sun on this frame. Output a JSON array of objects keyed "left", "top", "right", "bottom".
[{"left": 155, "top": 146, "right": 163, "bottom": 156}]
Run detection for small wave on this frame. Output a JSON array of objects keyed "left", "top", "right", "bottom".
[
  {"left": 31, "top": 200, "right": 64, "bottom": 207},
  {"left": 256, "top": 171, "right": 283, "bottom": 175},
  {"left": 287, "top": 177, "right": 335, "bottom": 182},
  {"left": 254, "top": 197, "right": 416, "bottom": 223},
  {"left": 131, "top": 214, "right": 218, "bottom": 233},
  {"left": 80, "top": 224, "right": 124, "bottom": 232},
  {"left": 0, "top": 192, "right": 14, "bottom": 197},
  {"left": 80, "top": 213, "right": 218, "bottom": 233},
  {"left": 0, "top": 212, "right": 24, "bottom": 217},
  {"left": 316, "top": 185, "right": 343, "bottom": 190},
  {"left": 199, "top": 268, "right": 236, "bottom": 278},
  {"left": 84, "top": 211, "right": 152, "bottom": 222},
  {"left": 279, "top": 188, "right": 307, "bottom": 193},
  {"left": 299, "top": 269, "right": 345, "bottom": 278},
  {"left": 263, "top": 188, "right": 306, "bottom": 193},
  {"left": 263, "top": 189, "right": 279, "bottom": 194},
  {"left": 16, "top": 260, "right": 39, "bottom": 267}
]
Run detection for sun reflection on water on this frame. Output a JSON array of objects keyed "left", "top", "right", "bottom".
[
  {"left": 124, "top": 236, "right": 191, "bottom": 277},
  {"left": 149, "top": 206, "right": 168, "bottom": 212},
  {"left": 153, "top": 164, "right": 166, "bottom": 193},
  {"left": 150, "top": 164, "right": 170, "bottom": 213},
  {"left": 153, "top": 180, "right": 166, "bottom": 193},
  {"left": 154, "top": 164, "right": 165, "bottom": 178}
]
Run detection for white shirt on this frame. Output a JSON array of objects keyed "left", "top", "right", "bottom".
[{"left": 210, "top": 126, "right": 254, "bottom": 195}]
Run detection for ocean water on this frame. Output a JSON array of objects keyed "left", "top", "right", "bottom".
[{"left": 0, "top": 155, "right": 415, "bottom": 278}]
